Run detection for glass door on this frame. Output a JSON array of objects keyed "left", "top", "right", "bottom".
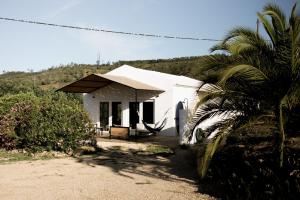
[
  {"left": 100, "top": 102, "right": 109, "bottom": 130},
  {"left": 129, "top": 102, "right": 139, "bottom": 129},
  {"left": 143, "top": 101, "right": 154, "bottom": 124},
  {"left": 112, "top": 102, "right": 122, "bottom": 126}
]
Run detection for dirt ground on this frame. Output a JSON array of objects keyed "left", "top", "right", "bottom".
[{"left": 0, "top": 137, "right": 215, "bottom": 200}]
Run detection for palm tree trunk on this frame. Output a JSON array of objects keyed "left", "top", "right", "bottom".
[{"left": 278, "top": 100, "right": 286, "bottom": 167}]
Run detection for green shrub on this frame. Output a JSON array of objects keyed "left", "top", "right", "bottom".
[
  {"left": 0, "top": 92, "right": 94, "bottom": 152},
  {"left": 198, "top": 135, "right": 300, "bottom": 200}
]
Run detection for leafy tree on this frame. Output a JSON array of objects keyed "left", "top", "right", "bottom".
[
  {"left": 185, "top": 3, "right": 300, "bottom": 177},
  {"left": 0, "top": 92, "right": 94, "bottom": 152}
]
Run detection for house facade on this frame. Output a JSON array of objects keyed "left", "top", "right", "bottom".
[{"left": 60, "top": 65, "right": 202, "bottom": 137}]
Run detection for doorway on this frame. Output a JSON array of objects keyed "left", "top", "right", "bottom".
[
  {"left": 112, "top": 102, "right": 122, "bottom": 126},
  {"left": 129, "top": 102, "right": 139, "bottom": 129},
  {"left": 175, "top": 101, "right": 184, "bottom": 135},
  {"left": 143, "top": 101, "right": 154, "bottom": 124},
  {"left": 99, "top": 102, "right": 109, "bottom": 130}
]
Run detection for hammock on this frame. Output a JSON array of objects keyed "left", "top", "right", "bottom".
[{"left": 141, "top": 118, "right": 167, "bottom": 135}]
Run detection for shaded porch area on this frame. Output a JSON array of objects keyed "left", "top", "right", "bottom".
[{"left": 58, "top": 73, "right": 165, "bottom": 138}]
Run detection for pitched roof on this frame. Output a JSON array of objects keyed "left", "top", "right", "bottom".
[
  {"left": 58, "top": 73, "right": 163, "bottom": 93},
  {"left": 107, "top": 65, "right": 202, "bottom": 90}
]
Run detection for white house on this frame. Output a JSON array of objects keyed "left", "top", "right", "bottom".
[{"left": 59, "top": 65, "right": 202, "bottom": 138}]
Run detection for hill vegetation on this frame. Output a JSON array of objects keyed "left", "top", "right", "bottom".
[{"left": 0, "top": 56, "right": 207, "bottom": 97}]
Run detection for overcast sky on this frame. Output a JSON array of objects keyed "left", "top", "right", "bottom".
[{"left": 0, "top": 0, "right": 297, "bottom": 72}]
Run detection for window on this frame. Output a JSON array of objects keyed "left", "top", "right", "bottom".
[
  {"left": 112, "top": 102, "right": 122, "bottom": 126},
  {"left": 99, "top": 102, "right": 109, "bottom": 130},
  {"left": 129, "top": 102, "right": 139, "bottom": 129},
  {"left": 143, "top": 102, "right": 154, "bottom": 124}
]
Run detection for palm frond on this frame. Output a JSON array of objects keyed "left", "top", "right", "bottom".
[
  {"left": 197, "top": 117, "right": 234, "bottom": 178},
  {"left": 289, "top": 4, "right": 300, "bottom": 75},
  {"left": 263, "top": 3, "right": 287, "bottom": 32},
  {"left": 198, "top": 54, "right": 234, "bottom": 72},
  {"left": 285, "top": 80, "right": 300, "bottom": 109},
  {"left": 198, "top": 134, "right": 223, "bottom": 178},
  {"left": 257, "top": 12, "right": 276, "bottom": 44},
  {"left": 218, "top": 64, "right": 268, "bottom": 87}
]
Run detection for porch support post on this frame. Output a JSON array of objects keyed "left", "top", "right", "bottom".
[{"left": 135, "top": 89, "right": 138, "bottom": 139}]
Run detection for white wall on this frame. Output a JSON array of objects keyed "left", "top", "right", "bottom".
[
  {"left": 83, "top": 82, "right": 161, "bottom": 127},
  {"left": 83, "top": 82, "right": 199, "bottom": 137},
  {"left": 172, "top": 85, "right": 199, "bottom": 138},
  {"left": 153, "top": 88, "right": 174, "bottom": 136},
  {"left": 173, "top": 85, "right": 198, "bottom": 116}
]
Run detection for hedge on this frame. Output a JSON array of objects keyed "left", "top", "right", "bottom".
[{"left": 0, "top": 92, "right": 94, "bottom": 152}]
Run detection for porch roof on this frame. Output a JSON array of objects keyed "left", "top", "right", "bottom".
[{"left": 58, "top": 73, "right": 164, "bottom": 93}]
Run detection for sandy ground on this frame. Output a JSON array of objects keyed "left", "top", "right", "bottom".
[{"left": 0, "top": 137, "right": 215, "bottom": 200}]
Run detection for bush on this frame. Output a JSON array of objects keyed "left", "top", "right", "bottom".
[
  {"left": 0, "top": 92, "right": 94, "bottom": 152},
  {"left": 0, "top": 80, "right": 33, "bottom": 97},
  {"left": 198, "top": 135, "right": 300, "bottom": 200}
]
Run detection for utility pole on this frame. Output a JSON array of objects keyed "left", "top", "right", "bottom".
[{"left": 96, "top": 52, "right": 100, "bottom": 66}]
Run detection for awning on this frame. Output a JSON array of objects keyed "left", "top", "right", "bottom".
[{"left": 58, "top": 74, "right": 164, "bottom": 93}]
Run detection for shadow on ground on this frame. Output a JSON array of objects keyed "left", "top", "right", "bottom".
[{"left": 76, "top": 137, "right": 198, "bottom": 184}]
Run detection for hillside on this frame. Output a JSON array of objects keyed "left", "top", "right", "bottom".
[{"left": 0, "top": 56, "right": 207, "bottom": 96}]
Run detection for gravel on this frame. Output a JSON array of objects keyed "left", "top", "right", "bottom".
[{"left": 0, "top": 139, "right": 215, "bottom": 200}]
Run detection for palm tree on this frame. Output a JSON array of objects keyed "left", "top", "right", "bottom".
[{"left": 185, "top": 3, "right": 300, "bottom": 177}]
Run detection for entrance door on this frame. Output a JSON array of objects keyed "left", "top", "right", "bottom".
[
  {"left": 112, "top": 102, "right": 122, "bottom": 126},
  {"left": 175, "top": 101, "right": 184, "bottom": 135},
  {"left": 143, "top": 101, "right": 154, "bottom": 124},
  {"left": 129, "top": 102, "right": 139, "bottom": 129},
  {"left": 100, "top": 102, "right": 109, "bottom": 130}
]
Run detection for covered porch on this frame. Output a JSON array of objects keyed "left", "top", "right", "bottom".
[{"left": 58, "top": 73, "right": 164, "bottom": 137}]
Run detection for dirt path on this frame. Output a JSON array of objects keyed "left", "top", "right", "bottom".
[{"left": 0, "top": 138, "right": 215, "bottom": 200}]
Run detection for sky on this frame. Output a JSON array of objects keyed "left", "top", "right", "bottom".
[{"left": 0, "top": 0, "right": 297, "bottom": 72}]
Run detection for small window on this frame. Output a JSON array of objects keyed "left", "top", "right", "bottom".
[{"left": 143, "top": 102, "right": 154, "bottom": 124}]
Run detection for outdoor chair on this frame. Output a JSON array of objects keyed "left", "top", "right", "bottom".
[{"left": 93, "top": 123, "right": 104, "bottom": 136}]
